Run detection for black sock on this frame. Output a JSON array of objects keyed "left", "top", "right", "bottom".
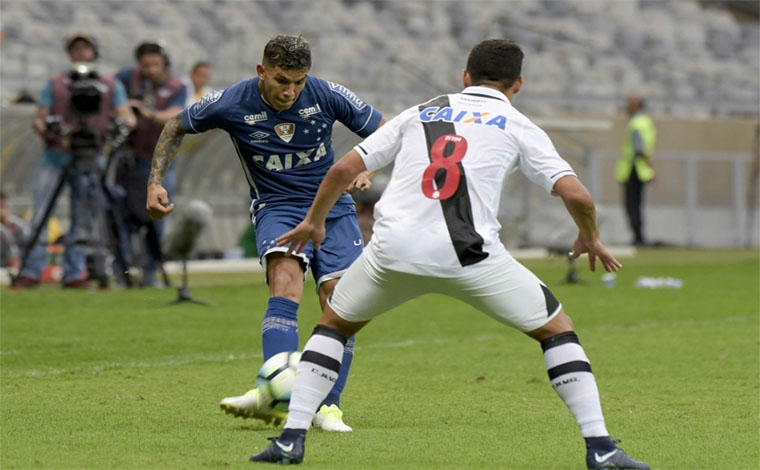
[
  {"left": 280, "top": 428, "right": 307, "bottom": 442},
  {"left": 585, "top": 435, "right": 615, "bottom": 452}
]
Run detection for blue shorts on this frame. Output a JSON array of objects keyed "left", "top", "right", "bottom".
[{"left": 253, "top": 205, "right": 364, "bottom": 286}]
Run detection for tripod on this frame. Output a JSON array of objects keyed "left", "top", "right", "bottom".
[
  {"left": 13, "top": 126, "right": 133, "bottom": 288},
  {"left": 547, "top": 246, "right": 585, "bottom": 285},
  {"left": 168, "top": 257, "right": 213, "bottom": 305}
]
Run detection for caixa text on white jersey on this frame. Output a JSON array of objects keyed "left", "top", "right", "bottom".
[{"left": 419, "top": 106, "right": 507, "bottom": 130}]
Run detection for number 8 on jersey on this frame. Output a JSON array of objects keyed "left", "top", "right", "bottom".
[{"left": 421, "top": 134, "right": 468, "bottom": 200}]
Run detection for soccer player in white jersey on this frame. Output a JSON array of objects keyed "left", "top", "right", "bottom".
[{"left": 250, "top": 39, "right": 650, "bottom": 469}]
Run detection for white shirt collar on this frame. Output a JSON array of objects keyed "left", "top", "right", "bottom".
[{"left": 461, "top": 86, "right": 510, "bottom": 103}]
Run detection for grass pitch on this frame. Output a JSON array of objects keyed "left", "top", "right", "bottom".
[{"left": 1, "top": 248, "right": 758, "bottom": 469}]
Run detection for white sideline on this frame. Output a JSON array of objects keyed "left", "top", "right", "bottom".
[{"left": 0, "top": 247, "right": 636, "bottom": 286}]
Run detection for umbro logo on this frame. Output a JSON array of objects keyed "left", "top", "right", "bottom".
[{"left": 249, "top": 130, "right": 269, "bottom": 142}]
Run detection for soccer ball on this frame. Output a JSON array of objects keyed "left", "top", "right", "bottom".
[{"left": 255, "top": 351, "right": 301, "bottom": 412}]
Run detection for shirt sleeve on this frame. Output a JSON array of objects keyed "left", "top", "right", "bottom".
[
  {"left": 38, "top": 81, "right": 53, "bottom": 108},
  {"left": 111, "top": 80, "right": 129, "bottom": 107},
  {"left": 353, "top": 108, "right": 412, "bottom": 172},
  {"left": 517, "top": 119, "right": 576, "bottom": 195},
  {"left": 167, "top": 84, "right": 188, "bottom": 109},
  {"left": 181, "top": 88, "right": 228, "bottom": 134},
  {"left": 115, "top": 68, "right": 131, "bottom": 90},
  {"left": 325, "top": 81, "right": 382, "bottom": 137}
]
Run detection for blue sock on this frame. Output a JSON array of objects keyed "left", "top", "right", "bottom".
[
  {"left": 322, "top": 336, "right": 355, "bottom": 407},
  {"left": 261, "top": 297, "right": 299, "bottom": 360}
]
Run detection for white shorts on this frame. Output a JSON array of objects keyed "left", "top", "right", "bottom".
[{"left": 327, "top": 244, "right": 562, "bottom": 332}]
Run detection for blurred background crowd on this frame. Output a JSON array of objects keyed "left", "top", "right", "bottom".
[{"left": 0, "top": 0, "right": 758, "bottom": 287}]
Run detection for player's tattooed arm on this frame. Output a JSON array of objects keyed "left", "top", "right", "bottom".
[{"left": 148, "top": 113, "right": 186, "bottom": 186}]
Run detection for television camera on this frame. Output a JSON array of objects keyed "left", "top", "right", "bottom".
[{"left": 13, "top": 63, "right": 132, "bottom": 289}]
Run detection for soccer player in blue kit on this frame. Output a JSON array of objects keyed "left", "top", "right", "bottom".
[{"left": 146, "top": 35, "right": 384, "bottom": 431}]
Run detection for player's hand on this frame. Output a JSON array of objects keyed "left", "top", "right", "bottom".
[
  {"left": 569, "top": 234, "right": 622, "bottom": 273},
  {"left": 345, "top": 171, "right": 372, "bottom": 194},
  {"left": 146, "top": 183, "right": 174, "bottom": 220},
  {"left": 276, "top": 220, "right": 326, "bottom": 255}
]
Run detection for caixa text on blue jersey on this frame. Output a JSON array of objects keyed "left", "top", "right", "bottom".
[
  {"left": 252, "top": 142, "right": 328, "bottom": 170},
  {"left": 419, "top": 106, "right": 507, "bottom": 130}
]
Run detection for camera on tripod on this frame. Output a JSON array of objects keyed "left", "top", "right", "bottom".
[
  {"left": 69, "top": 63, "right": 105, "bottom": 115},
  {"left": 66, "top": 63, "right": 108, "bottom": 162},
  {"left": 13, "top": 58, "right": 135, "bottom": 290},
  {"left": 43, "top": 114, "right": 68, "bottom": 139}
]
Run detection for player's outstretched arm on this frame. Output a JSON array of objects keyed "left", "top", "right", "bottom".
[
  {"left": 554, "top": 175, "right": 622, "bottom": 273},
  {"left": 345, "top": 170, "right": 375, "bottom": 194},
  {"left": 146, "top": 113, "right": 186, "bottom": 220},
  {"left": 277, "top": 150, "right": 367, "bottom": 254}
]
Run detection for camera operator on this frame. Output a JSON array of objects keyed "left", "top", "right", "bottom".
[
  {"left": 115, "top": 42, "right": 186, "bottom": 287},
  {"left": 15, "top": 34, "right": 136, "bottom": 289},
  {"left": 1, "top": 192, "right": 28, "bottom": 271}
]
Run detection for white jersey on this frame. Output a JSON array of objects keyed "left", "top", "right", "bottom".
[{"left": 354, "top": 86, "right": 575, "bottom": 275}]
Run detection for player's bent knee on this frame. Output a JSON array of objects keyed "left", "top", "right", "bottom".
[
  {"left": 319, "top": 305, "right": 367, "bottom": 339},
  {"left": 317, "top": 279, "right": 338, "bottom": 309},
  {"left": 267, "top": 254, "right": 306, "bottom": 299},
  {"left": 525, "top": 309, "right": 574, "bottom": 342}
]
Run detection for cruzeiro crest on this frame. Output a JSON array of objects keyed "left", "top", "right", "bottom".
[{"left": 274, "top": 122, "right": 296, "bottom": 143}]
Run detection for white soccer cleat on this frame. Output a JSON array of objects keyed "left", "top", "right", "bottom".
[
  {"left": 312, "top": 404, "right": 353, "bottom": 432},
  {"left": 219, "top": 387, "right": 287, "bottom": 425}
]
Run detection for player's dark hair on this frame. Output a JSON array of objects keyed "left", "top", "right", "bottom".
[
  {"left": 262, "top": 35, "right": 311, "bottom": 70},
  {"left": 466, "top": 39, "right": 523, "bottom": 89}
]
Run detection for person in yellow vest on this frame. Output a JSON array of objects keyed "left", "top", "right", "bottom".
[
  {"left": 616, "top": 96, "right": 656, "bottom": 246},
  {"left": 182, "top": 61, "right": 213, "bottom": 107}
]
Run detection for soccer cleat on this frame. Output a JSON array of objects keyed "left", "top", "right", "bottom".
[
  {"left": 249, "top": 435, "right": 305, "bottom": 464},
  {"left": 312, "top": 404, "right": 352, "bottom": 432},
  {"left": 219, "top": 387, "right": 287, "bottom": 425},
  {"left": 586, "top": 445, "right": 651, "bottom": 469}
]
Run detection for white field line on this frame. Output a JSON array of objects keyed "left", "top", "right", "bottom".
[
  {"left": 0, "top": 247, "right": 639, "bottom": 286},
  {"left": 2, "top": 315, "right": 752, "bottom": 379}
]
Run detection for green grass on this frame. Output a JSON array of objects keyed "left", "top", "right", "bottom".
[{"left": 1, "top": 248, "right": 758, "bottom": 469}]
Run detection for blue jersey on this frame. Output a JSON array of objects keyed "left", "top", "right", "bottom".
[{"left": 181, "top": 75, "right": 382, "bottom": 216}]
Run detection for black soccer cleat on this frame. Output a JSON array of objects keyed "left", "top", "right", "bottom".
[
  {"left": 586, "top": 445, "right": 650, "bottom": 469},
  {"left": 249, "top": 435, "right": 305, "bottom": 464}
]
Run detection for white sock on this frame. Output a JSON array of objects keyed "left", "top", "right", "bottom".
[
  {"left": 285, "top": 326, "right": 346, "bottom": 430},
  {"left": 541, "top": 331, "right": 609, "bottom": 438}
]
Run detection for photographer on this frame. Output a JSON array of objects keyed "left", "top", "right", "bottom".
[
  {"left": 0, "top": 192, "right": 28, "bottom": 271},
  {"left": 15, "top": 34, "right": 135, "bottom": 289},
  {"left": 115, "top": 42, "right": 186, "bottom": 287}
]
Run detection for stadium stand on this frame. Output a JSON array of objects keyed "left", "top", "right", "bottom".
[
  {"left": 1, "top": 0, "right": 758, "bottom": 115},
  {"left": 1, "top": 0, "right": 758, "bottom": 253}
]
